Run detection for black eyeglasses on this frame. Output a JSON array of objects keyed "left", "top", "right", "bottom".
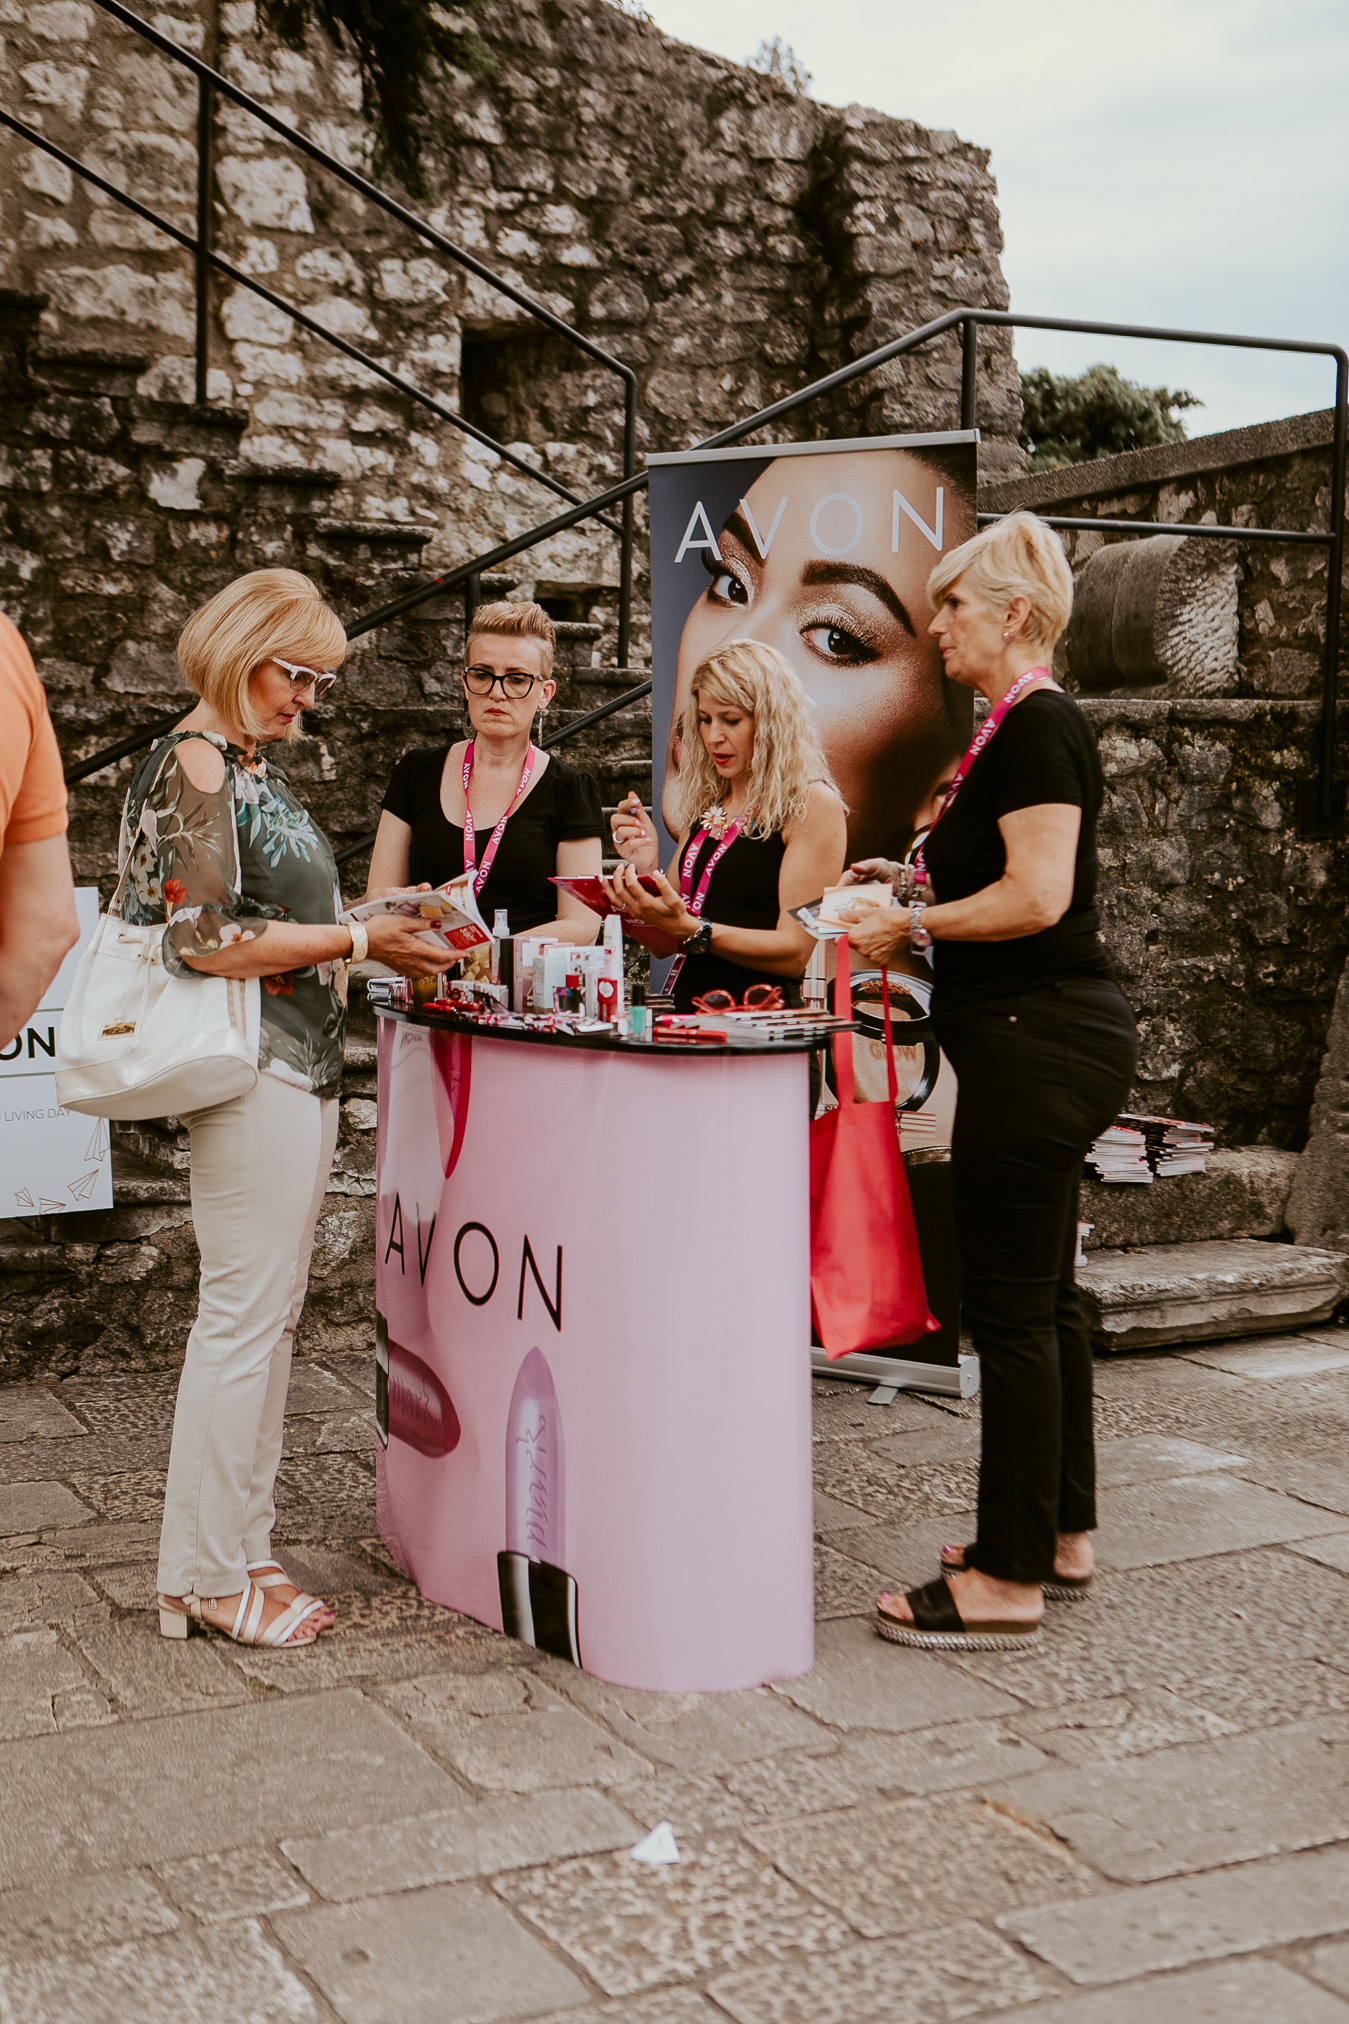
[
  {"left": 463, "top": 667, "right": 544, "bottom": 700},
  {"left": 274, "top": 656, "right": 338, "bottom": 699}
]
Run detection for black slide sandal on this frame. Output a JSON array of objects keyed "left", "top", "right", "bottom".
[{"left": 877, "top": 1576, "right": 1040, "bottom": 1652}]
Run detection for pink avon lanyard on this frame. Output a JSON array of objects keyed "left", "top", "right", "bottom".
[
  {"left": 915, "top": 668, "right": 1056, "bottom": 885},
  {"left": 462, "top": 740, "right": 535, "bottom": 897},
  {"left": 667, "top": 812, "right": 747, "bottom": 983}
]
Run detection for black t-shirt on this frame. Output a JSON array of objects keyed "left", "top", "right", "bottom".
[
  {"left": 922, "top": 690, "right": 1113, "bottom": 1012},
  {"left": 381, "top": 746, "right": 603, "bottom": 934},
  {"left": 671, "top": 827, "right": 801, "bottom": 1012}
]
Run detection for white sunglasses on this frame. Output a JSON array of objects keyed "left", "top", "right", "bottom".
[{"left": 274, "top": 656, "right": 339, "bottom": 700}]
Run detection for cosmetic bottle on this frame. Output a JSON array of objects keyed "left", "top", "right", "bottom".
[
  {"left": 491, "top": 910, "right": 511, "bottom": 999},
  {"left": 497, "top": 1347, "right": 580, "bottom": 1664},
  {"left": 601, "top": 913, "right": 625, "bottom": 1016},
  {"left": 628, "top": 981, "right": 648, "bottom": 1040}
]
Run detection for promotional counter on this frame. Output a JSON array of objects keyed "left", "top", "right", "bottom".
[{"left": 373, "top": 1005, "right": 819, "bottom": 1693}]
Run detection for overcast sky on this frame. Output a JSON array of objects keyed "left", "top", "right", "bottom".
[{"left": 643, "top": 0, "right": 1348, "bottom": 440}]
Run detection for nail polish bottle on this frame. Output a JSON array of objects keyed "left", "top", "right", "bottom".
[{"left": 628, "top": 981, "right": 648, "bottom": 1040}]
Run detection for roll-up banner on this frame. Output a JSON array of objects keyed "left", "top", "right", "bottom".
[{"left": 646, "top": 432, "right": 980, "bottom": 1393}]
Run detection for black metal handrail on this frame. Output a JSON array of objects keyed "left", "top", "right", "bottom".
[
  {"left": 60, "top": 303, "right": 1348, "bottom": 830},
  {"left": 14, "top": 0, "right": 639, "bottom": 655}
]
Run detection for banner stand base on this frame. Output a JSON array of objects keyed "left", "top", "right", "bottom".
[{"left": 812, "top": 1348, "right": 980, "bottom": 1400}]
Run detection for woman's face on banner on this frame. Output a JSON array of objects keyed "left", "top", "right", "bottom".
[{"left": 665, "top": 451, "right": 972, "bottom": 861}]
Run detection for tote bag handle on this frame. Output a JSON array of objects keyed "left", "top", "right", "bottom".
[{"left": 831, "top": 937, "right": 899, "bottom": 1109}]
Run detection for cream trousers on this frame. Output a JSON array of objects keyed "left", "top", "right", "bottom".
[{"left": 157, "top": 1071, "right": 339, "bottom": 1598}]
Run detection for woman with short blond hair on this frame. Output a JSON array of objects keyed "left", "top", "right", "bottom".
[
  {"left": 120, "top": 569, "right": 455, "bottom": 1650},
  {"left": 607, "top": 638, "right": 847, "bottom": 1010},
  {"left": 843, "top": 513, "right": 1138, "bottom": 1652}
]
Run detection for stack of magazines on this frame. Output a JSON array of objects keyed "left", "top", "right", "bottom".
[
  {"left": 1085, "top": 1123, "right": 1153, "bottom": 1184},
  {"left": 1118, "top": 1112, "right": 1215, "bottom": 1177}
]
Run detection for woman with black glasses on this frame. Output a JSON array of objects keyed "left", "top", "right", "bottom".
[{"left": 368, "top": 601, "right": 604, "bottom": 941}]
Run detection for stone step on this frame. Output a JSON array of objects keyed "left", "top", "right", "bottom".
[
  {"left": 1078, "top": 1238, "right": 1349, "bottom": 1352},
  {"left": 1081, "top": 1147, "right": 1298, "bottom": 1251}
]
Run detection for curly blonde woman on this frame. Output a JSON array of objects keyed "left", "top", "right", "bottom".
[{"left": 606, "top": 639, "right": 846, "bottom": 1011}]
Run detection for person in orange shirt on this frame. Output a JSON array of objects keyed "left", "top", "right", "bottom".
[{"left": 0, "top": 613, "right": 79, "bottom": 1048}]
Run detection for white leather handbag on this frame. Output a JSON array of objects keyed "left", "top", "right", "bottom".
[{"left": 55, "top": 742, "right": 261, "bottom": 1121}]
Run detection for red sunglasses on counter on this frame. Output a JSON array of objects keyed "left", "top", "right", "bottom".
[{"left": 691, "top": 984, "right": 784, "bottom": 1013}]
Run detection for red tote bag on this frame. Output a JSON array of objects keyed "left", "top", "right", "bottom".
[{"left": 809, "top": 937, "right": 940, "bottom": 1359}]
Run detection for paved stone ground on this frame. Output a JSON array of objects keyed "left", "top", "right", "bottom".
[{"left": 4, "top": 1332, "right": 1349, "bottom": 2022}]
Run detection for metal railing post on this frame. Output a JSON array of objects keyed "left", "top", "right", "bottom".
[
  {"left": 463, "top": 572, "right": 481, "bottom": 638},
  {"left": 1317, "top": 350, "right": 1348, "bottom": 824},
  {"left": 194, "top": 75, "right": 213, "bottom": 404},
  {"left": 960, "top": 316, "right": 978, "bottom": 432},
  {"left": 617, "top": 376, "right": 637, "bottom": 669}
]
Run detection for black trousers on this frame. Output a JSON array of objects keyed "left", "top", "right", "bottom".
[{"left": 933, "top": 976, "right": 1138, "bottom": 1585}]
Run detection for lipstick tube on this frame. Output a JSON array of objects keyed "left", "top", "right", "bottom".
[
  {"left": 375, "top": 1313, "right": 461, "bottom": 1458},
  {"left": 497, "top": 1346, "right": 581, "bottom": 1665}
]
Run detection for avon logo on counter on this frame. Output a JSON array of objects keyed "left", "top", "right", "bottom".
[{"left": 382, "top": 1194, "right": 564, "bottom": 1333}]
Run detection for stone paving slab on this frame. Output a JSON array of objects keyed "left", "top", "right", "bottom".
[
  {"left": 495, "top": 1836, "right": 855, "bottom": 1996},
  {"left": 0, "top": 1482, "right": 93, "bottom": 1536},
  {"left": 1001, "top": 1841, "right": 1349, "bottom": 1985},
  {"left": 772, "top": 1615, "right": 1020, "bottom": 1733},
  {"left": 0, "top": 1688, "right": 464, "bottom": 1891},
  {"left": 1092, "top": 1434, "right": 1246, "bottom": 1486},
  {"left": 154, "top": 1846, "right": 312, "bottom": 1923},
  {"left": 834, "top": 1718, "right": 1052, "bottom": 1796},
  {"left": 707, "top": 1919, "right": 1049, "bottom": 2023},
  {"left": 747, "top": 1794, "right": 1095, "bottom": 1939},
  {"left": 1291, "top": 1533, "right": 1349, "bottom": 1575},
  {"left": 0, "top": 1390, "right": 88, "bottom": 1444},
  {"left": 1092, "top": 1470, "right": 1349, "bottom": 1568},
  {"left": 0, "top": 1918, "right": 321, "bottom": 2024},
  {"left": 987, "top": 1717, "right": 1349, "bottom": 1881},
  {"left": 992, "top": 1958, "right": 1349, "bottom": 2021},
  {"left": 274, "top": 1881, "right": 588, "bottom": 2023},
  {"left": 0, "top": 1868, "right": 178, "bottom": 1959},
  {"left": 1182, "top": 1337, "right": 1349, "bottom": 1378},
  {"left": 376, "top": 1669, "right": 654, "bottom": 1791},
  {"left": 547, "top": 1667, "right": 834, "bottom": 1771},
  {"left": 283, "top": 1789, "right": 638, "bottom": 1900}
]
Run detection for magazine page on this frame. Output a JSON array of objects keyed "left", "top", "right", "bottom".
[{"left": 343, "top": 874, "right": 491, "bottom": 954}]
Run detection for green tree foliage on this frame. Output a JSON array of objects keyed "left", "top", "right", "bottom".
[
  {"left": 1018, "top": 364, "right": 1203, "bottom": 471},
  {"left": 748, "top": 35, "right": 812, "bottom": 94},
  {"left": 259, "top": 0, "right": 494, "bottom": 196}
]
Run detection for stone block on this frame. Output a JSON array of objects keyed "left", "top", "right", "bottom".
[
  {"left": 545, "top": 1667, "right": 832, "bottom": 1771},
  {"left": 0, "top": 1687, "right": 462, "bottom": 1890},
  {"left": 986, "top": 1716, "right": 1349, "bottom": 1883},
  {"left": 273, "top": 1883, "right": 585, "bottom": 2023},
  {"left": 0, "top": 1918, "right": 319, "bottom": 2024},
  {"left": 1094, "top": 1471, "right": 1347, "bottom": 1570},
  {"left": 0, "top": 1482, "right": 92, "bottom": 1536},
  {"left": 771, "top": 1615, "right": 1019, "bottom": 1733},
  {"left": 1182, "top": 1334, "right": 1349, "bottom": 1378},
  {"left": 1002, "top": 1840, "right": 1349, "bottom": 1985},
  {"left": 0, "top": 1867, "right": 177, "bottom": 1959},
  {"left": 835, "top": 1718, "right": 1052, "bottom": 1797},
  {"left": 494, "top": 1835, "right": 852, "bottom": 1997},
  {"left": 747, "top": 1793, "right": 1095, "bottom": 1941},
  {"left": 976, "top": 1959, "right": 1349, "bottom": 2022},
  {"left": 0, "top": 1625, "right": 112, "bottom": 1740},
  {"left": 709, "top": 1921, "right": 1047, "bottom": 2023},
  {"left": 1077, "top": 1240, "right": 1349, "bottom": 1351},
  {"left": 376, "top": 1670, "right": 652, "bottom": 1791},
  {"left": 154, "top": 1846, "right": 310, "bottom": 1922},
  {"left": 0, "top": 1389, "right": 86, "bottom": 1444},
  {"left": 283, "top": 1788, "right": 636, "bottom": 1900},
  {"left": 1080, "top": 1147, "right": 1297, "bottom": 1250},
  {"left": 1094, "top": 1435, "right": 1246, "bottom": 1487}
]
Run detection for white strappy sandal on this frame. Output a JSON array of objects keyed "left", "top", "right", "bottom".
[
  {"left": 158, "top": 1579, "right": 324, "bottom": 1647},
  {"left": 247, "top": 1559, "right": 335, "bottom": 1631}
]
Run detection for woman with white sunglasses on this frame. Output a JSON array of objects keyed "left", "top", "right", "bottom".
[{"left": 119, "top": 569, "right": 455, "bottom": 1651}]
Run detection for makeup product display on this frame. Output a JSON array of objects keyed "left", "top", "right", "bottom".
[{"left": 373, "top": 998, "right": 823, "bottom": 1692}]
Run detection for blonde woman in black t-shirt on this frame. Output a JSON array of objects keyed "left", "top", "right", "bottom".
[{"left": 841, "top": 512, "right": 1138, "bottom": 1655}]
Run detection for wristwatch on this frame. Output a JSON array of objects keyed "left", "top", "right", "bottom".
[{"left": 682, "top": 917, "right": 714, "bottom": 958}]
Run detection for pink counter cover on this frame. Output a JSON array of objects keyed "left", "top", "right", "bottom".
[{"left": 374, "top": 1019, "right": 815, "bottom": 1692}]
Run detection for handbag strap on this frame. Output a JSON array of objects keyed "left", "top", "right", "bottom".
[
  {"left": 830, "top": 938, "right": 900, "bottom": 1109},
  {"left": 111, "top": 732, "right": 242, "bottom": 923}
]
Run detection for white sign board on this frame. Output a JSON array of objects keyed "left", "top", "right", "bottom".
[{"left": 0, "top": 889, "right": 112, "bottom": 1220}]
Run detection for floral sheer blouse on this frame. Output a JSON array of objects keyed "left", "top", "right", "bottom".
[{"left": 118, "top": 730, "right": 346, "bottom": 1098}]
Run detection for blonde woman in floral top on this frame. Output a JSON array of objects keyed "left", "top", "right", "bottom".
[{"left": 137, "top": 569, "right": 454, "bottom": 1651}]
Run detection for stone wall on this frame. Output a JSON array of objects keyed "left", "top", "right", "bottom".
[
  {"left": 0, "top": 0, "right": 1022, "bottom": 661},
  {"left": 981, "top": 411, "right": 1349, "bottom": 1150}
]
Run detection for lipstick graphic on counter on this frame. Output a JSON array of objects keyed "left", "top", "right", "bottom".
[
  {"left": 497, "top": 1347, "right": 580, "bottom": 1665},
  {"left": 375, "top": 1313, "right": 461, "bottom": 1458}
]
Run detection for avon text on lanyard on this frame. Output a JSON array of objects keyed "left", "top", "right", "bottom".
[
  {"left": 666, "top": 813, "right": 748, "bottom": 983},
  {"left": 461, "top": 740, "right": 535, "bottom": 897},
  {"left": 914, "top": 667, "right": 1058, "bottom": 886}
]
